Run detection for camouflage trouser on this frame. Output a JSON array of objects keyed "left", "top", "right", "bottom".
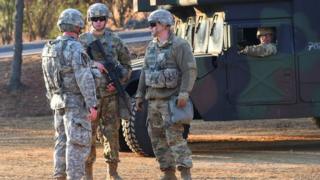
[
  {"left": 53, "top": 106, "right": 92, "bottom": 179},
  {"left": 147, "top": 99, "right": 193, "bottom": 171},
  {"left": 85, "top": 119, "right": 99, "bottom": 166},
  {"left": 86, "top": 95, "right": 120, "bottom": 165}
]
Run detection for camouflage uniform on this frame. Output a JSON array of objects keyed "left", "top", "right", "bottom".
[
  {"left": 42, "top": 9, "right": 97, "bottom": 180},
  {"left": 136, "top": 9, "right": 197, "bottom": 178},
  {"left": 240, "top": 43, "right": 277, "bottom": 57},
  {"left": 79, "top": 3, "right": 131, "bottom": 179},
  {"left": 240, "top": 27, "right": 277, "bottom": 57}
]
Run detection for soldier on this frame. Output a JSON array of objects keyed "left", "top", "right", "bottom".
[
  {"left": 239, "top": 27, "right": 277, "bottom": 57},
  {"left": 79, "top": 3, "right": 132, "bottom": 180},
  {"left": 41, "top": 9, "right": 98, "bottom": 180},
  {"left": 135, "top": 9, "right": 197, "bottom": 180}
]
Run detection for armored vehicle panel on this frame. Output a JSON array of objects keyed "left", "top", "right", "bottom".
[{"left": 123, "top": 0, "right": 320, "bottom": 156}]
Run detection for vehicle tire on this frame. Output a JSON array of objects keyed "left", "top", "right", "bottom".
[
  {"left": 122, "top": 97, "right": 154, "bottom": 156},
  {"left": 312, "top": 117, "right": 320, "bottom": 128},
  {"left": 122, "top": 96, "right": 191, "bottom": 157},
  {"left": 119, "top": 120, "right": 131, "bottom": 152}
]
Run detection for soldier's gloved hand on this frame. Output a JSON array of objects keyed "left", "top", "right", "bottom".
[
  {"left": 135, "top": 97, "right": 143, "bottom": 112},
  {"left": 94, "top": 61, "right": 107, "bottom": 73},
  {"left": 106, "top": 82, "right": 116, "bottom": 92},
  {"left": 87, "top": 107, "right": 98, "bottom": 121},
  {"left": 177, "top": 92, "right": 189, "bottom": 108}
]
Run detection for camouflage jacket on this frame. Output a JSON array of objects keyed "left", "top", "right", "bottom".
[
  {"left": 42, "top": 35, "right": 97, "bottom": 109},
  {"left": 240, "top": 43, "right": 277, "bottom": 57},
  {"left": 136, "top": 32, "right": 197, "bottom": 100},
  {"left": 79, "top": 28, "right": 131, "bottom": 78},
  {"left": 79, "top": 28, "right": 132, "bottom": 97}
]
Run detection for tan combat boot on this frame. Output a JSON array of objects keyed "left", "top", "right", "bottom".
[
  {"left": 160, "top": 169, "right": 177, "bottom": 180},
  {"left": 178, "top": 167, "right": 192, "bottom": 180},
  {"left": 106, "top": 162, "right": 122, "bottom": 180},
  {"left": 82, "top": 163, "right": 93, "bottom": 180}
]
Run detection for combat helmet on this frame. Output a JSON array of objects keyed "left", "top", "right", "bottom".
[
  {"left": 148, "top": 9, "right": 174, "bottom": 26},
  {"left": 256, "top": 27, "right": 274, "bottom": 37},
  {"left": 57, "top": 8, "right": 84, "bottom": 32},
  {"left": 87, "top": 3, "right": 109, "bottom": 21}
]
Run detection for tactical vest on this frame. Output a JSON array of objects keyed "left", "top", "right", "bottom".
[
  {"left": 144, "top": 41, "right": 180, "bottom": 88},
  {"left": 42, "top": 38, "right": 82, "bottom": 109},
  {"left": 84, "top": 31, "right": 128, "bottom": 77},
  {"left": 83, "top": 31, "right": 114, "bottom": 63}
]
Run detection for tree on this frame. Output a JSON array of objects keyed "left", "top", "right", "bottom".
[
  {"left": 0, "top": 0, "right": 15, "bottom": 44},
  {"left": 24, "top": 0, "right": 67, "bottom": 40},
  {"left": 106, "top": 0, "right": 133, "bottom": 28},
  {"left": 7, "top": 0, "right": 24, "bottom": 92}
]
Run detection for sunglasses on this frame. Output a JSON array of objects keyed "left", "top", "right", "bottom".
[
  {"left": 91, "top": 16, "right": 107, "bottom": 22},
  {"left": 149, "top": 21, "right": 157, "bottom": 27}
]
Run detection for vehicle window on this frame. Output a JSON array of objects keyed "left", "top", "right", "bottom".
[
  {"left": 236, "top": 27, "right": 278, "bottom": 58},
  {"left": 237, "top": 27, "right": 277, "bottom": 51}
]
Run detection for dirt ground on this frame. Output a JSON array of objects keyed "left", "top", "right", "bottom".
[
  {"left": 0, "top": 116, "right": 320, "bottom": 180},
  {"left": 1, "top": 48, "right": 320, "bottom": 179}
]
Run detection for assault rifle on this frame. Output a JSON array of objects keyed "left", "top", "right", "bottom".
[{"left": 88, "top": 39, "right": 132, "bottom": 116}]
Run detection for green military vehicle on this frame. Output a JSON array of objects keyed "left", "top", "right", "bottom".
[{"left": 120, "top": 0, "right": 320, "bottom": 156}]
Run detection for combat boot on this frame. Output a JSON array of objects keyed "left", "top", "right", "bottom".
[
  {"left": 82, "top": 163, "right": 93, "bottom": 180},
  {"left": 178, "top": 166, "right": 192, "bottom": 180},
  {"left": 106, "top": 162, "right": 122, "bottom": 180},
  {"left": 160, "top": 169, "right": 177, "bottom": 180}
]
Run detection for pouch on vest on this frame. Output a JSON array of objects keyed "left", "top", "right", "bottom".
[
  {"left": 145, "top": 69, "right": 165, "bottom": 88},
  {"left": 163, "top": 68, "right": 179, "bottom": 88},
  {"left": 42, "top": 40, "right": 66, "bottom": 103},
  {"left": 145, "top": 69, "right": 179, "bottom": 88}
]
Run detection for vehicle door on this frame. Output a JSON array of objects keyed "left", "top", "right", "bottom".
[{"left": 225, "top": 19, "right": 296, "bottom": 105}]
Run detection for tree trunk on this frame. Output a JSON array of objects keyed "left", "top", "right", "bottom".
[{"left": 8, "top": 0, "right": 25, "bottom": 92}]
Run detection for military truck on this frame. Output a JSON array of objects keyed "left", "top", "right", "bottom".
[{"left": 120, "top": 0, "right": 320, "bottom": 156}]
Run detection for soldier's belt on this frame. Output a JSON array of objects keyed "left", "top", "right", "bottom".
[{"left": 148, "top": 97, "right": 170, "bottom": 101}]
